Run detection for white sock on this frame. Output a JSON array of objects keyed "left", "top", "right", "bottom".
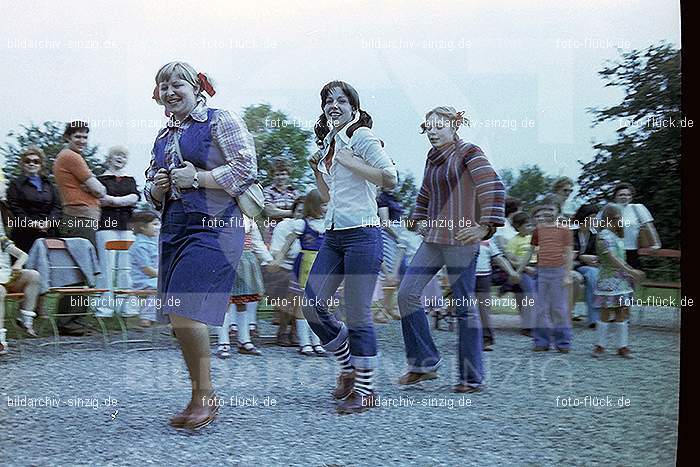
[
  {"left": 296, "top": 319, "right": 312, "bottom": 347},
  {"left": 218, "top": 305, "right": 234, "bottom": 345},
  {"left": 310, "top": 330, "right": 321, "bottom": 346},
  {"left": 20, "top": 309, "right": 36, "bottom": 327},
  {"left": 0, "top": 328, "right": 7, "bottom": 342},
  {"left": 618, "top": 321, "right": 629, "bottom": 348},
  {"left": 237, "top": 310, "right": 251, "bottom": 344},
  {"left": 596, "top": 321, "right": 607, "bottom": 348},
  {"left": 246, "top": 301, "right": 257, "bottom": 328}
]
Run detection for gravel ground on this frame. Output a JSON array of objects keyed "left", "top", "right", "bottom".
[{"left": 1, "top": 309, "right": 679, "bottom": 466}]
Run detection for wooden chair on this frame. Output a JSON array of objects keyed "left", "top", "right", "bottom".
[
  {"left": 40, "top": 238, "right": 109, "bottom": 349},
  {"left": 637, "top": 248, "right": 681, "bottom": 326},
  {"left": 104, "top": 240, "right": 163, "bottom": 351}
]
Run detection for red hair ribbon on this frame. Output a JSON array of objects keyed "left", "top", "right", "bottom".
[{"left": 198, "top": 72, "right": 216, "bottom": 97}]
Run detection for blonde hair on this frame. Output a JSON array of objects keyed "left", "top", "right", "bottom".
[
  {"left": 106, "top": 145, "right": 128, "bottom": 166},
  {"left": 21, "top": 146, "right": 46, "bottom": 164},
  {"left": 154, "top": 61, "right": 204, "bottom": 104},
  {"left": 420, "top": 106, "right": 469, "bottom": 137}
]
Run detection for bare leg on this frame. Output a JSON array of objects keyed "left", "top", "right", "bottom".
[
  {"left": 169, "top": 313, "right": 214, "bottom": 407},
  {"left": 8, "top": 270, "right": 41, "bottom": 311}
]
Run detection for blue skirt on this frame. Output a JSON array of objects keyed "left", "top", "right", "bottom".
[{"left": 157, "top": 200, "right": 244, "bottom": 326}]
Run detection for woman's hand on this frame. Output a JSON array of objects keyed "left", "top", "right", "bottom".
[
  {"left": 153, "top": 168, "right": 171, "bottom": 193},
  {"left": 170, "top": 161, "right": 197, "bottom": 189},
  {"left": 455, "top": 224, "right": 489, "bottom": 245},
  {"left": 308, "top": 151, "right": 323, "bottom": 171}
]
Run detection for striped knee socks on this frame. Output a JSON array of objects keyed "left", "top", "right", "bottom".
[
  {"left": 354, "top": 368, "right": 374, "bottom": 396},
  {"left": 333, "top": 340, "right": 354, "bottom": 374}
]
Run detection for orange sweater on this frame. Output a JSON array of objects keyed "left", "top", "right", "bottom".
[{"left": 53, "top": 148, "right": 100, "bottom": 209}]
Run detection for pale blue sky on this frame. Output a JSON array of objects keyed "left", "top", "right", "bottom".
[{"left": 0, "top": 0, "right": 681, "bottom": 193}]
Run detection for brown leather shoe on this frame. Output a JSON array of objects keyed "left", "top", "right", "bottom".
[
  {"left": 168, "top": 401, "right": 195, "bottom": 428},
  {"left": 182, "top": 393, "right": 220, "bottom": 431},
  {"left": 452, "top": 384, "right": 483, "bottom": 394},
  {"left": 332, "top": 371, "right": 355, "bottom": 400},
  {"left": 617, "top": 347, "right": 632, "bottom": 359},
  {"left": 336, "top": 391, "right": 378, "bottom": 414},
  {"left": 398, "top": 371, "right": 438, "bottom": 386}
]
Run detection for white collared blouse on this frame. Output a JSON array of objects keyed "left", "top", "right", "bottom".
[{"left": 316, "top": 114, "right": 397, "bottom": 230}]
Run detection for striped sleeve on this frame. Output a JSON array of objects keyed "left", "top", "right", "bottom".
[
  {"left": 412, "top": 162, "right": 431, "bottom": 221},
  {"left": 464, "top": 147, "right": 506, "bottom": 227}
]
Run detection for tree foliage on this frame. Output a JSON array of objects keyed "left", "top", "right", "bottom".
[
  {"left": 501, "top": 165, "right": 555, "bottom": 208},
  {"left": 241, "top": 104, "right": 315, "bottom": 190},
  {"left": 1, "top": 122, "right": 102, "bottom": 181},
  {"left": 578, "top": 42, "right": 681, "bottom": 248}
]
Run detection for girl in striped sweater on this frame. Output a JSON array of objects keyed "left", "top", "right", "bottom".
[{"left": 397, "top": 106, "right": 505, "bottom": 393}]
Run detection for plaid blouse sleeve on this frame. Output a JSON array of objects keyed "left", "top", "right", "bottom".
[{"left": 209, "top": 110, "right": 258, "bottom": 198}]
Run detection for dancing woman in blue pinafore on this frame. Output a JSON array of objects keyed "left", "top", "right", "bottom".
[{"left": 144, "top": 62, "right": 258, "bottom": 430}]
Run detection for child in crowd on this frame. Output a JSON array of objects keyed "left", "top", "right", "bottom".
[
  {"left": 273, "top": 189, "right": 326, "bottom": 357},
  {"left": 266, "top": 196, "right": 305, "bottom": 347},
  {"left": 128, "top": 211, "right": 161, "bottom": 327},
  {"left": 517, "top": 203, "right": 574, "bottom": 352},
  {"left": 592, "top": 203, "right": 644, "bottom": 358},
  {"left": 217, "top": 215, "right": 272, "bottom": 358},
  {"left": 505, "top": 212, "right": 537, "bottom": 335},
  {"left": 1, "top": 178, "right": 42, "bottom": 354},
  {"left": 475, "top": 239, "right": 521, "bottom": 351},
  {"left": 394, "top": 218, "right": 444, "bottom": 317}
]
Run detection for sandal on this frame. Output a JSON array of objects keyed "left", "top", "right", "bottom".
[
  {"left": 215, "top": 344, "right": 231, "bottom": 359},
  {"left": 238, "top": 342, "right": 262, "bottom": 356},
  {"left": 299, "top": 345, "right": 314, "bottom": 356},
  {"left": 312, "top": 345, "right": 328, "bottom": 357}
]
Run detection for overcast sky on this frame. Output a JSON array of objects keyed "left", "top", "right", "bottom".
[{"left": 0, "top": 0, "right": 681, "bottom": 193}]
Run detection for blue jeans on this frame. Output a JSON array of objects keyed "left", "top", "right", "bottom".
[
  {"left": 397, "top": 241, "right": 483, "bottom": 387},
  {"left": 302, "top": 227, "right": 383, "bottom": 369},
  {"left": 533, "top": 266, "right": 572, "bottom": 349},
  {"left": 576, "top": 266, "right": 600, "bottom": 325}
]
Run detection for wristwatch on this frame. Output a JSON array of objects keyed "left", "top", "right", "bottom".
[{"left": 192, "top": 171, "right": 199, "bottom": 189}]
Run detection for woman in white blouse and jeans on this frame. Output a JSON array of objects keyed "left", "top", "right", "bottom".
[{"left": 303, "top": 81, "right": 397, "bottom": 414}]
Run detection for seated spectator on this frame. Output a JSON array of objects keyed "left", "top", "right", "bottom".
[
  {"left": 1, "top": 178, "right": 42, "bottom": 354},
  {"left": 53, "top": 121, "right": 106, "bottom": 248},
  {"left": 551, "top": 177, "right": 578, "bottom": 219},
  {"left": 129, "top": 211, "right": 160, "bottom": 327},
  {"left": 505, "top": 211, "right": 537, "bottom": 335},
  {"left": 266, "top": 195, "right": 305, "bottom": 347},
  {"left": 96, "top": 146, "right": 140, "bottom": 314},
  {"left": 7, "top": 146, "right": 62, "bottom": 253},
  {"left": 571, "top": 204, "right": 600, "bottom": 328}
]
